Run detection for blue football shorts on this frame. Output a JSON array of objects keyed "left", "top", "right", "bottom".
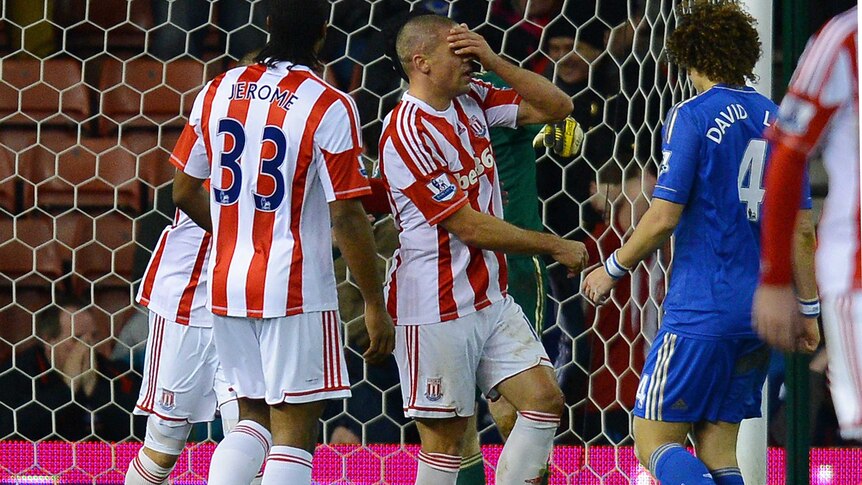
[{"left": 633, "top": 327, "right": 769, "bottom": 423}]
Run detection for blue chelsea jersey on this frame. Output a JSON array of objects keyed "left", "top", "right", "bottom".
[{"left": 653, "top": 84, "right": 812, "bottom": 339}]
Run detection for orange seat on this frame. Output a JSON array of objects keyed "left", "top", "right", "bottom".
[
  {"left": 72, "top": 210, "right": 137, "bottom": 291},
  {"left": 98, "top": 57, "right": 206, "bottom": 134},
  {"left": 0, "top": 217, "right": 64, "bottom": 288},
  {"left": 56, "top": 0, "right": 152, "bottom": 55},
  {"left": 0, "top": 58, "right": 91, "bottom": 128},
  {"left": 0, "top": 146, "right": 15, "bottom": 213},
  {"left": 123, "top": 130, "right": 180, "bottom": 190},
  {"left": 22, "top": 135, "right": 141, "bottom": 212}
]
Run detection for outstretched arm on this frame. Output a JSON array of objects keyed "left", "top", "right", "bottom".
[
  {"left": 439, "top": 204, "right": 589, "bottom": 276},
  {"left": 581, "top": 198, "right": 683, "bottom": 304}
]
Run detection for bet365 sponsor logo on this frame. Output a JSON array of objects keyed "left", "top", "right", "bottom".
[{"left": 456, "top": 146, "right": 495, "bottom": 190}]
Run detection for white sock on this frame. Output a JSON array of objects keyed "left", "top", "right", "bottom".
[
  {"left": 416, "top": 451, "right": 460, "bottom": 485},
  {"left": 261, "top": 445, "right": 314, "bottom": 485},
  {"left": 219, "top": 403, "right": 263, "bottom": 484},
  {"left": 207, "top": 420, "right": 272, "bottom": 485},
  {"left": 495, "top": 411, "right": 558, "bottom": 485},
  {"left": 124, "top": 449, "right": 172, "bottom": 485}
]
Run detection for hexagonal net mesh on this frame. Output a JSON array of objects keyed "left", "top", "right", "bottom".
[{"left": 0, "top": 0, "right": 691, "bottom": 483}]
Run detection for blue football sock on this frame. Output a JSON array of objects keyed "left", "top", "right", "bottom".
[
  {"left": 711, "top": 467, "right": 744, "bottom": 485},
  {"left": 649, "top": 443, "right": 716, "bottom": 485}
]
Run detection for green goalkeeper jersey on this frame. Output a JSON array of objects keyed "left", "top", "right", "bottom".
[{"left": 478, "top": 72, "right": 544, "bottom": 233}]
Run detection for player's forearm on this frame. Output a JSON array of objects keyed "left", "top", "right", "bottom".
[
  {"left": 484, "top": 56, "right": 572, "bottom": 123},
  {"left": 759, "top": 144, "right": 808, "bottom": 285},
  {"left": 791, "top": 209, "right": 818, "bottom": 300},
  {"left": 442, "top": 207, "right": 565, "bottom": 256},
  {"left": 172, "top": 173, "right": 212, "bottom": 232},
  {"left": 331, "top": 201, "right": 386, "bottom": 308},
  {"left": 616, "top": 204, "right": 677, "bottom": 270}
]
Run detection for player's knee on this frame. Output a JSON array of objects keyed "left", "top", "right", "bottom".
[
  {"left": 144, "top": 415, "right": 192, "bottom": 457},
  {"left": 529, "top": 385, "right": 565, "bottom": 417}
]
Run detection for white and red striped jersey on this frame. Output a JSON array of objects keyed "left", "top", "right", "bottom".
[
  {"left": 176, "top": 61, "right": 371, "bottom": 318},
  {"left": 379, "top": 80, "right": 521, "bottom": 325},
  {"left": 137, "top": 208, "right": 212, "bottom": 327},
  {"left": 761, "top": 7, "right": 859, "bottom": 295}
]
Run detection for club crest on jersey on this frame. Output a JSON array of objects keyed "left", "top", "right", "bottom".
[
  {"left": 469, "top": 115, "right": 487, "bottom": 137},
  {"left": 425, "top": 377, "right": 443, "bottom": 402},
  {"left": 427, "top": 174, "right": 456, "bottom": 202},
  {"left": 158, "top": 390, "right": 176, "bottom": 411}
]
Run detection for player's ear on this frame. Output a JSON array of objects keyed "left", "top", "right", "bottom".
[{"left": 414, "top": 54, "right": 431, "bottom": 75}]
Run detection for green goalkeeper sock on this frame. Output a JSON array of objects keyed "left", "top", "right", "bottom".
[{"left": 455, "top": 452, "right": 485, "bottom": 485}]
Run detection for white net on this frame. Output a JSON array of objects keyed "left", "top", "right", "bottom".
[{"left": 0, "top": 0, "right": 688, "bottom": 482}]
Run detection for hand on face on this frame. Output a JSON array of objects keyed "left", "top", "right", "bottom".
[{"left": 446, "top": 24, "right": 500, "bottom": 72}]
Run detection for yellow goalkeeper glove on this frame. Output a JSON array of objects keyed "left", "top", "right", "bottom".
[{"left": 532, "top": 116, "right": 585, "bottom": 158}]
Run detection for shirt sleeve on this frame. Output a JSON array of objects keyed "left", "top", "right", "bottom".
[
  {"left": 381, "top": 127, "right": 469, "bottom": 226},
  {"left": 467, "top": 79, "right": 522, "bottom": 129},
  {"left": 766, "top": 28, "right": 853, "bottom": 155},
  {"left": 314, "top": 94, "right": 372, "bottom": 202},
  {"left": 652, "top": 106, "right": 701, "bottom": 205},
  {"left": 173, "top": 84, "right": 211, "bottom": 179},
  {"left": 760, "top": 22, "right": 853, "bottom": 285}
]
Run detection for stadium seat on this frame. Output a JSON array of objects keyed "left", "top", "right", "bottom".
[
  {"left": 54, "top": 0, "right": 152, "bottom": 57},
  {"left": 0, "top": 58, "right": 90, "bottom": 128},
  {"left": 54, "top": 209, "right": 93, "bottom": 251},
  {"left": 0, "top": 217, "right": 64, "bottom": 288},
  {"left": 124, "top": 130, "right": 180, "bottom": 189},
  {"left": 98, "top": 57, "right": 206, "bottom": 134},
  {"left": 0, "top": 145, "right": 16, "bottom": 213},
  {"left": 72, "top": 210, "right": 137, "bottom": 291},
  {"left": 21, "top": 136, "right": 141, "bottom": 213}
]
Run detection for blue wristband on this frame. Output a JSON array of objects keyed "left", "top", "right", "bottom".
[
  {"left": 798, "top": 298, "right": 821, "bottom": 318},
  {"left": 604, "top": 250, "right": 630, "bottom": 280}
]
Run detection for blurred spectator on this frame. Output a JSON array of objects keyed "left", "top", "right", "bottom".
[
  {"left": 111, "top": 306, "right": 149, "bottom": 374},
  {"left": 479, "top": 0, "right": 563, "bottom": 73},
  {"left": 149, "top": 0, "right": 266, "bottom": 61},
  {"left": 0, "top": 297, "right": 142, "bottom": 441},
  {"left": 535, "top": 19, "right": 614, "bottom": 420},
  {"left": 565, "top": 163, "right": 661, "bottom": 445}
]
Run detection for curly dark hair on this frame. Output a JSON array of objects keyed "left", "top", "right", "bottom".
[{"left": 666, "top": 1, "right": 761, "bottom": 86}]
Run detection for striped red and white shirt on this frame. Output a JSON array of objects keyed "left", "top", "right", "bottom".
[
  {"left": 761, "top": 7, "right": 859, "bottom": 295},
  {"left": 177, "top": 61, "right": 371, "bottom": 318},
  {"left": 379, "top": 80, "right": 521, "bottom": 324},
  {"left": 137, "top": 208, "right": 212, "bottom": 327}
]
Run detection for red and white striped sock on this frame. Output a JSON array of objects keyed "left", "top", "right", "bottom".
[
  {"left": 207, "top": 420, "right": 272, "bottom": 485},
  {"left": 416, "top": 451, "right": 460, "bottom": 485},
  {"left": 261, "top": 445, "right": 314, "bottom": 485},
  {"left": 124, "top": 449, "right": 171, "bottom": 485},
  {"left": 495, "top": 411, "right": 559, "bottom": 485}
]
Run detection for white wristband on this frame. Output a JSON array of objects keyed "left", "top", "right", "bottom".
[
  {"left": 798, "top": 298, "right": 821, "bottom": 318},
  {"left": 605, "top": 250, "right": 631, "bottom": 280}
]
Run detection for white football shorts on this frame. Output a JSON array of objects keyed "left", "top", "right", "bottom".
[
  {"left": 212, "top": 310, "right": 351, "bottom": 405},
  {"left": 394, "top": 296, "right": 552, "bottom": 418},
  {"left": 135, "top": 311, "right": 233, "bottom": 423},
  {"left": 822, "top": 293, "right": 862, "bottom": 440}
]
